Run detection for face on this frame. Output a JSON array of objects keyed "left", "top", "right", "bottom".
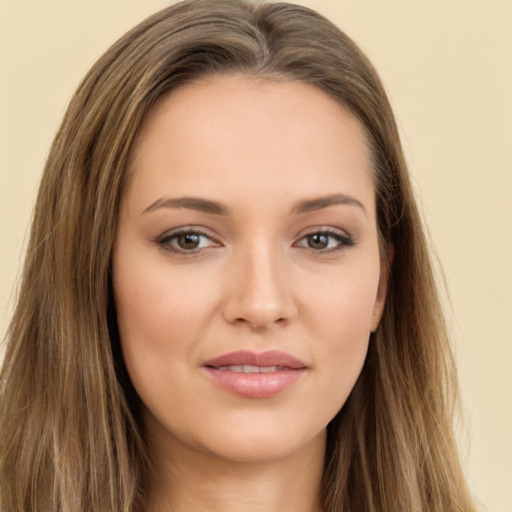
[{"left": 113, "top": 75, "right": 386, "bottom": 465}]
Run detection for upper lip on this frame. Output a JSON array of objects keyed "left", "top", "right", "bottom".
[{"left": 203, "top": 350, "right": 307, "bottom": 369}]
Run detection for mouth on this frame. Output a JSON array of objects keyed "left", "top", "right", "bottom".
[
  {"left": 202, "top": 350, "right": 307, "bottom": 398},
  {"left": 214, "top": 365, "right": 290, "bottom": 373}
]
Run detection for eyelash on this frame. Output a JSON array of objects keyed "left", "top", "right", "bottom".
[
  {"left": 155, "top": 227, "right": 218, "bottom": 255},
  {"left": 294, "top": 229, "right": 355, "bottom": 253},
  {"left": 155, "top": 227, "right": 355, "bottom": 255}
]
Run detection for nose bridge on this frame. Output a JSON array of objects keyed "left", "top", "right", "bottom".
[{"left": 223, "top": 234, "right": 296, "bottom": 328}]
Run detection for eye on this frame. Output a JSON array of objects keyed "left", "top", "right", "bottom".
[
  {"left": 295, "top": 230, "right": 354, "bottom": 252},
  {"left": 156, "top": 228, "right": 219, "bottom": 254}
]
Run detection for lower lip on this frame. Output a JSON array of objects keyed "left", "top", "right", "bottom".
[{"left": 204, "top": 368, "right": 306, "bottom": 398}]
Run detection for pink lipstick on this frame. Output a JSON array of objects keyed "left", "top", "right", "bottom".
[{"left": 203, "top": 350, "right": 307, "bottom": 398}]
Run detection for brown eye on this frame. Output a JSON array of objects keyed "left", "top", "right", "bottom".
[
  {"left": 157, "top": 229, "right": 218, "bottom": 254},
  {"left": 295, "top": 230, "right": 355, "bottom": 252},
  {"left": 176, "top": 233, "right": 201, "bottom": 250},
  {"left": 306, "top": 233, "right": 329, "bottom": 250}
]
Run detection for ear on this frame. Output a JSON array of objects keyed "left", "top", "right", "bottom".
[{"left": 370, "top": 243, "right": 394, "bottom": 332}]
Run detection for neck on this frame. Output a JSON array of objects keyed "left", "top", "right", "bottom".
[{"left": 144, "top": 427, "right": 326, "bottom": 512}]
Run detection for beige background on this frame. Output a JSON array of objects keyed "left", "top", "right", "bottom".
[{"left": 1, "top": 1, "right": 511, "bottom": 510}]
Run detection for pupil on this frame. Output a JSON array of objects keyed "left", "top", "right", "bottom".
[
  {"left": 308, "top": 234, "right": 328, "bottom": 249},
  {"left": 178, "top": 233, "right": 200, "bottom": 250}
]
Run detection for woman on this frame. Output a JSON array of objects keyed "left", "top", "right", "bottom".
[{"left": 0, "top": 1, "right": 479, "bottom": 511}]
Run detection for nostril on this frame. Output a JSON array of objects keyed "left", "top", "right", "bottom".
[{"left": 237, "top": 317, "right": 288, "bottom": 331}]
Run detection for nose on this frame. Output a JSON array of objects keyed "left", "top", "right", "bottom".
[{"left": 222, "top": 241, "right": 297, "bottom": 330}]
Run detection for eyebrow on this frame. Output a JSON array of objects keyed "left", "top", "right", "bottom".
[
  {"left": 291, "top": 193, "right": 366, "bottom": 216},
  {"left": 141, "top": 196, "right": 229, "bottom": 216},
  {"left": 141, "top": 193, "right": 366, "bottom": 217}
]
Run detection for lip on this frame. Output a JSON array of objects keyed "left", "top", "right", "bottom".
[{"left": 203, "top": 350, "right": 307, "bottom": 399}]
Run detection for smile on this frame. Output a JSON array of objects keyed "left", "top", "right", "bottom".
[
  {"left": 203, "top": 350, "right": 307, "bottom": 398},
  {"left": 216, "top": 365, "right": 288, "bottom": 373}
]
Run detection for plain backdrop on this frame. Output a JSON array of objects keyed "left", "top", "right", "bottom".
[{"left": 1, "top": 1, "right": 511, "bottom": 511}]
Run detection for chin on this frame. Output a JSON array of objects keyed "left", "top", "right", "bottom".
[{"left": 187, "top": 417, "right": 329, "bottom": 465}]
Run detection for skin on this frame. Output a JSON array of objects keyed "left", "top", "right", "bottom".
[{"left": 113, "top": 74, "right": 387, "bottom": 512}]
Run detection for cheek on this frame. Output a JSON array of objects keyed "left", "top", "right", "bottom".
[
  {"left": 113, "top": 265, "right": 220, "bottom": 439},
  {"left": 112, "top": 248, "right": 218, "bottom": 393},
  {"left": 304, "top": 263, "right": 379, "bottom": 400},
  {"left": 113, "top": 242, "right": 218, "bottom": 340},
  {"left": 306, "top": 256, "right": 380, "bottom": 336}
]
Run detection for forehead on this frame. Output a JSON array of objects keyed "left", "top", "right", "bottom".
[{"left": 125, "top": 74, "right": 375, "bottom": 216}]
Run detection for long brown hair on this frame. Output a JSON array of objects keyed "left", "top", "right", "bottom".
[{"left": 0, "top": 1, "right": 478, "bottom": 511}]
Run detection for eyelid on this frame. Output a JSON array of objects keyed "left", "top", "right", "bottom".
[
  {"left": 293, "top": 227, "right": 355, "bottom": 252},
  {"left": 154, "top": 225, "right": 355, "bottom": 256},
  {"left": 155, "top": 226, "right": 221, "bottom": 254}
]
